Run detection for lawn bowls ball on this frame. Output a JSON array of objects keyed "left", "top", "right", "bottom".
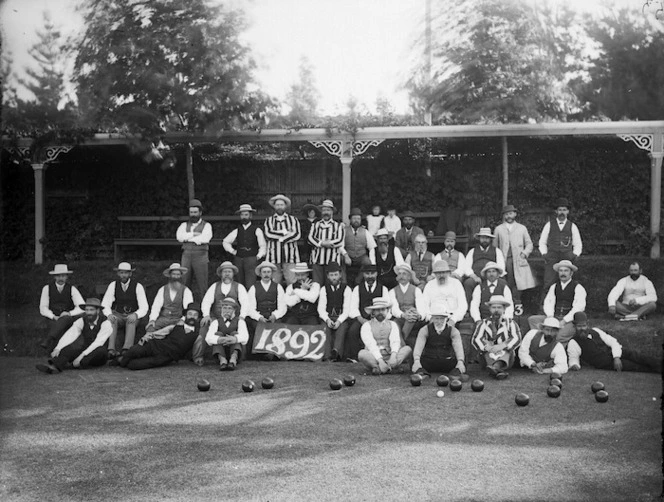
[
  {"left": 261, "top": 377, "right": 275, "bottom": 390},
  {"left": 595, "top": 390, "right": 609, "bottom": 403},
  {"left": 242, "top": 380, "right": 256, "bottom": 393},
  {"left": 550, "top": 372, "right": 562, "bottom": 381},
  {"left": 515, "top": 393, "right": 530, "bottom": 406},
  {"left": 547, "top": 385, "right": 561, "bottom": 398},
  {"left": 343, "top": 375, "right": 356, "bottom": 387},
  {"left": 410, "top": 374, "right": 423, "bottom": 387},
  {"left": 591, "top": 381, "right": 605, "bottom": 393},
  {"left": 449, "top": 379, "right": 462, "bottom": 392},
  {"left": 471, "top": 379, "right": 484, "bottom": 392},
  {"left": 197, "top": 379, "right": 211, "bottom": 392},
  {"left": 436, "top": 375, "right": 450, "bottom": 387},
  {"left": 550, "top": 378, "right": 563, "bottom": 389},
  {"left": 329, "top": 378, "right": 343, "bottom": 390}
]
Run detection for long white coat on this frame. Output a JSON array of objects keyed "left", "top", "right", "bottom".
[{"left": 493, "top": 222, "right": 537, "bottom": 291}]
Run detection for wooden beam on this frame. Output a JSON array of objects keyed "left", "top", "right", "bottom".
[
  {"left": 502, "top": 136, "right": 508, "bottom": 207},
  {"left": 32, "top": 164, "right": 46, "bottom": 264},
  {"left": 650, "top": 134, "right": 663, "bottom": 259}
]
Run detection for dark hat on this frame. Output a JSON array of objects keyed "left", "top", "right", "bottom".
[
  {"left": 326, "top": 263, "right": 342, "bottom": 273},
  {"left": 349, "top": 207, "right": 363, "bottom": 218},
  {"left": 360, "top": 263, "right": 377, "bottom": 273},
  {"left": 189, "top": 199, "right": 203, "bottom": 209},
  {"left": 401, "top": 210, "right": 416, "bottom": 219},
  {"left": 185, "top": 302, "right": 203, "bottom": 316},
  {"left": 302, "top": 203, "right": 321, "bottom": 217},
  {"left": 79, "top": 298, "right": 102, "bottom": 309},
  {"left": 554, "top": 197, "right": 570, "bottom": 209},
  {"left": 502, "top": 204, "right": 517, "bottom": 214},
  {"left": 573, "top": 312, "right": 588, "bottom": 324}
]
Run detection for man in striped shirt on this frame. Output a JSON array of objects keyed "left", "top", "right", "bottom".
[
  {"left": 263, "top": 194, "right": 301, "bottom": 286},
  {"left": 308, "top": 199, "right": 345, "bottom": 285}
]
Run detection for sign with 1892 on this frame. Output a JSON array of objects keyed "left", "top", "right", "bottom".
[{"left": 252, "top": 322, "right": 327, "bottom": 361}]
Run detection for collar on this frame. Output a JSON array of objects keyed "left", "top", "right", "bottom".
[
  {"left": 242, "top": 222, "right": 252, "bottom": 229},
  {"left": 189, "top": 219, "right": 202, "bottom": 226},
  {"left": 559, "top": 279, "right": 572, "bottom": 287},
  {"left": 274, "top": 213, "right": 287, "bottom": 221},
  {"left": 557, "top": 218, "right": 567, "bottom": 225},
  {"left": 364, "top": 282, "right": 376, "bottom": 290},
  {"left": 479, "top": 245, "right": 490, "bottom": 251},
  {"left": 399, "top": 283, "right": 410, "bottom": 292}
]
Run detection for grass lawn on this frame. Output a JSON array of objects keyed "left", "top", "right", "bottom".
[{"left": 0, "top": 358, "right": 661, "bottom": 502}]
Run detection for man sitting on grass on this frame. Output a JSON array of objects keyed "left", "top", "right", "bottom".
[
  {"left": 567, "top": 312, "right": 661, "bottom": 373},
  {"left": 411, "top": 306, "right": 466, "bottom": 378},
  {"left": 358, "top": 298, "right": 412, "bottom": 375},
  {"left": 607, "top": 262, "right": 658, "bottom": 320},
  {"left": 205, "top": 297, "right": 248, "bottom": 371},
  {"left": 519, "top": 317, "right": 568, "bottom": 375}
]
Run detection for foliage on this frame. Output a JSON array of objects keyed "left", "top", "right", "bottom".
[{"left": 284, "top": 56, "right": 320, "bottom": 126}]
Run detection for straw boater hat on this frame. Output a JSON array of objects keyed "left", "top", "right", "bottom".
[
  {"left": 290, "top": 262, "right": 312, "bottom": 273},
  {"left": 480, "top": 261, "right": 504, "bottom": 277},
  {"left": 444, "top": 231, "right": 457, "bottom": 240},
  {"left": 255, "top": 261, "right": 278, "bottom": 277},
  {"left": 429, "top": 305, "right": 450, "bottom": 317},
  {"left": 216, "top": 261, "right": 239, "bottom": 276},
  {"left": 553, "top": 260, "right": 578, "bottom": 272},
  {"left": 502, "top": 204, "right": 517, "bottom": 214},
  {"left": 475, "top": 227, "right": 495, "bottom": 238},
  {"left": 49, "top": 264, "right": 73, "bottom": 275},
  {"left": 394, "top": 263, "right": 414, "bottom": 276},
  {"left": 79, "top": 298, "right": 102, "bottom": 309},
  {"left": 364, "top": 297, "right": 392, "bottom": 314},
  {"left": 220, "top": 297, "right": 238, "bottom": 308},
  {"left": 189, "top": 199, "right": 203, "bottom": 209},
  {"left": 432, "top": 260, "right": 451, "bottom": 273},
  {"left": 269, "top": 194, "right": 291, "bottom": 208},
  {"left": 318, "top": 199, "right": 337, "bottom": 213},
  {"left": 485, "top": 294, "right": 511, "bottom": 307},
  {"left": 375, "top": 228, "right": 390, "bottom": 239},
  {"left": 113, "top": 262, "right": 135, "bottom": 272},
  {"left": 235, "top": 204, "right": 257, "bottom": 214},
  {"left": 302, "top": 203, "right": 321, "bottom": 217},
  {"left": 540, "top": 317, "right": 561, "bottom": 329},
  {"left": 163, "top": 263, "right": 188, "bottom": 277}
]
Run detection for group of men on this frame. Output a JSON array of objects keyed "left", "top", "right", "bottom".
[{"left": 36, "top": 195, "right": 660, "bottom": 379}]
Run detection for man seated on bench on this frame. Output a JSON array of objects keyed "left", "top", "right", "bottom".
[{"left": 146, "top": 263, "right": 193, "bottom": 332}]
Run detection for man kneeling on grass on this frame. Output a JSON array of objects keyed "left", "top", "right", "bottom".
[
  {"left": 115, "top": 303, "right": 202, "bottom": 370},
  {"left": 358, "top": 298, "right": 412, "bottom": 375},
  {"left": 567, "top": 312, "right": 661, "bottom": 373},
  {"left": 411, "top": 306, "right": 466, "bottom": 378},
  {"left": 205, "top": 297, "right": 248, "bottom": 371},
  {"left": 36, "top": 298, "right": 111, "bottom": 374}
]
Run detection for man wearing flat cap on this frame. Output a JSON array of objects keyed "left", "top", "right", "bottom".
[
  {"left": 394, "top": 210, "right": 424, "bottom": 258},
  {"left": 101, "top": 262, "right": 149, "bottom": 359},
  {"left": 223, "top": 203, "right": 266, "bottom": 289},
  {"left": 341, "top": 207, "right": 376, "bottom": 287},
  {"left": 36, "top": 298, "right": 111, "bottom": 374},
  {"left": 493, "top": 204, "right": 536, "bottom": 313},
  {"left": 469, "top": 261, "right": 514, "bottom": 324},
  {"left": 433, "top": 231, "right": 467, "bottom": 282},
  {"left": 176, "top": 199, "right": 213, "bottom": 301},
  {"left": 308, "top": 199, "right": 345, "bottom": 286},
  {"left": 462, "top": 227, "right": 506, "bottom": 304},
  {"left": 245, "top": 262, "right": 287, "bottom": 352},
  {"left": 146, "top": 263, "right": 194, "bottom": 333},
  {"left": 206, "top": 297, "right": 249, "bottom": 370},
  {"left": 38, "top": 264, "right": 85, "bottom": 353},
  {"left": 519, "top": 317, "right": 568, "bottom": 375},
  {"left": 538, "top": 197, "right": 582, "bottom": 296},
  {"left": 528, "top": 260, "right": 586, "bottom": 345},
  {"left": 264, "top": 194, "right": 301, "bottom": 285}
]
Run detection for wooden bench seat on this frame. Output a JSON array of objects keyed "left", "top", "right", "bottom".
[{"left": 114, "top": 238, "right": 224, "bottom": 261}]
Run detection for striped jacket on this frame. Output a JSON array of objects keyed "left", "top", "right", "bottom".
[
  {"left": 471, "top": 317, "right": 521, "bottom": 352},
  {"left": 264, "top": 213, "right": 301, "bottom": 264},
  {"left": 308, "top": 219, "right": 345, "bottom": 265}
]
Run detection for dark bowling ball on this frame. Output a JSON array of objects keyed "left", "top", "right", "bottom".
[
  {"left": 471, "top": 379, "right": 484, "bottom": 392},
  {"left": 547, "top": 385, "right": 561, "bottom": 398},
  {"left": 197, "top": 379, "right": 211, "bottom": 392},
  {"left": 550, "top": 372, "right": 563, "bottom": 381},
  {"left": 410, "top": 374, "right": 423, "bottom": 387},
  {"left": 515, "top": 393, "right": 530, "bottom": 406},
  {"left": 329, "top": 378, "right": 343, "bottom": 390},
  {"left": 261, "top": 377, "right": 275, "bottom": 390},
  {"left": 450, "top": 379, "right": 463, "bottom": 392},
  {"left": 550, "top": 378, "right": 563, "bottom": 389},
  {"left": 343, "top": 375, "right": 356, "bottom": 387},
  {"left": 591, "top": 381, "right": 605, "bottom": 393},
  {"left": 436, "top": 375, "right": 450, "bottom": 387},
  {"left": 595, "top": 390, "right": 609, "bottom": 403},
  {"left": 242, "top": 380, "right": 255, "bottom": 393}
]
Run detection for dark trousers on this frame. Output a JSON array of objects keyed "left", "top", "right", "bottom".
[
  {"left": 41, "top": 315, "right": 81, "bottom": 352},
  {"left": 51, "top": 342, "right": 108, "bottom": 371},
  {"left": 312, "top": 263, "right": 338, "bottom": 286},
  {"left": 590, "top": 348, "right": 661, "bottom": 373},
  {"left": 541, "top": 250, "right": 576, "bottom": 301},
  {"left": 421, "top": 355, "right": 457, "bottom": 374},
  {"left": 181, "top": 249, "right": 209, "bottom": 301},
  {"left": 283, "top": 312, "right": 320, "bottom": 325},
  {"left": 120, "top": 342, "right": 174, "bottom": 370},
  {"left": 345, "top": 319, "right": 367, "bottom": 360},
  {"left": 323, "top": 319, "right": 349, "bottom": 359},
  {"left": 394, "top": 318, "right": 426, "bottom": 349},
  {"left": 234, "top": 255, "right": 258, "bottom": 290},
  {"left": 343, "top": 256, "right": 371, "bottom": 287},
  {"left": 212, "top": 343, "right": 243, "bottom": 362},
  {"left": 462, "top": 277, "right": 480, "bottom": 304}
]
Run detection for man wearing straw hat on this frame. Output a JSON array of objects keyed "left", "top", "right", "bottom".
[
  {"left": 433, "top": 231, "right": 467, "bottom": 282},
  {"left": 394, "top": 210, "right": 424, "bottom": 258},
  {"left": 411, "top": 306, "right": 466, "bottom": 378},
  {"left": 206, "top": 297, "right": 249, "bottom": 371},
  {"left": 493, "top": 204, "right": 536, "bottom": 313},
  {"left": 389, "top": 263, "right": 426, "bottom": 348},
  {"left": 176, "top": 198, "right": 213, "bottom": 300},
  {"left": 283, "top": 263, "right": 321, "bottom": 325},
  {"left": 469, "top": 261, "right": 514, "bottom": 323},
  {"left": 341, "top": 207, "right": 376, "bottom": 287},
  {"left": 36, "top": 298, "right": 111, "bottom": 374},
  {"left": 264, "top": 194, "right": 301, "bottom": 285},
  {"left": 421, "top": 260, "right": 468, "bottom": 327},
  {"left": 38, "top": 264, "right": 85, "bottom": 353},
  {"left": 358, "top": 298, "right": 412, "bottom": 375},
  {"left": 519, "top": 317, "right": 568, "bottom": 375},
  {"left": 471, "top": 295, "right": 521, "bottom": 379},
  {"left": 308, "top": 199, "right": 345, "bottom": 285},
  {"left": 317, "top": 263, "right": 351, "bottom": 361},
  {"left": 146, "top": 263, "right": 193, "bottom": 333},
  {"left": 462, "top": 227, "right": 506, "bottom": 304},
  {"left": 245, "top": 261, "right": 287, "bottom": 353},
  {"left": 528, "top": 259, "right": 586, "bottom": 345},
  {"left": 101, "top": 262, "right": 149, "bottom": 359},
  {"left": 223, "top": 203, "right": 266, "bottom": 289}
]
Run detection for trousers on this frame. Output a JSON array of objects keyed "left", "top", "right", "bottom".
[
  {"left": 234, "top": 255, "right": 258, "bottom": 290},
  {"left": 120, "top": 343, "right": 174, "bottom": 371},
  {"left": 181, "top": 249, "right": 209, "bottom": 300},
  {"left": 358, "top": 346, "right": 412, "bottom": 372},
  {"left": 51, "top": 342, "right": 108, "bottom": 371}
]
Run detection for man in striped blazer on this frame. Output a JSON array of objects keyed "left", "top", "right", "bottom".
[
  {"left": 263, "top": 194, "right": 301, "bottom": 286},
  {"left": 308, "top": 199, "right": 345, "bottom": 286}
]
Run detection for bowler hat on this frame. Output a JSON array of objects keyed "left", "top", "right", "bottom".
[
  {"left": 444, "top": 231, "right": 457, "bottom": 240},
  {"left": 326, "top": 263, "right": 342, "bottom": 274},
  {"left": 360, "top": 263, "right": 377, "bottom": 273},
  {"left": 502, "top": 204, "right": 517, "bottom": 214},
  {"left": 185, "top": 302, "right": 203, "bottom": 316},
  {"left": 573, "top": 312, "right": 588, "bottom": 324},
  {"left": 401, "top": 210, "right": 416, "bottom": 219},
  {"left": 554, "top": 198, "right": 570, "bottom": 209},
  {"left": 349, "top": 207, "right": 363, "bottom": 218},
  {"left": 189, "top": 199, "right": 203, "bottom": 209}
]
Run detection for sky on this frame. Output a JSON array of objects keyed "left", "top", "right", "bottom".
[{"left": 0, "top": 0, "right": 654, "bottom": 115}]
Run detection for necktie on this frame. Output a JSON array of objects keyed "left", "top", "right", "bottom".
[
  {"left": 419, "top": 253, "right": 423, "bottom": 261},
  {"left": 489, "top": 283, "right": 495, "bottom": 293},
  {"left": 122, "top": 283, "right": 128, "bottom": 292}
]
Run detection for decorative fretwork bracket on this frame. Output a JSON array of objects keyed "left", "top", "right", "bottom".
[
  {"left": 4, "top": 145, "right": 73, "bottom": 163},
  {"left": 308, "top": 139, "right": 384, "bottom": 160},
  {"left": 618, "top": 134, "right": 653, "bottom": 153}
]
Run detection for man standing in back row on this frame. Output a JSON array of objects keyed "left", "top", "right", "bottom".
[
  {"left": 176, "top": 199, "right": 213, "bottom": 300},
  {"left": 263, "top": 194, "right": 301, "bottom": 285},
  {"left": 223, "top": 204, "right": 266, "bottom": 289}
]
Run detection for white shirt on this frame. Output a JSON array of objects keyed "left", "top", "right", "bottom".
[
  {"left": 54, "top": 316, "right": 113, "bottom": 357},
  {"left": 39, "top": 283, "right": 85, "bottom": 320},
  {"left": 246, "top": 280, "right": 287, "bottom": 321},
  {"left": 469, "top": 281, "right": 514, "bottom": 322},
  {"left": 360, "top": 319, "right": 401, "bottom": 361},
  {"left": 383, "top": 215, "right": 402, "bottom": 236},
  {"left": 389, "top": 283, "right": 426, "bottom": 319},
  {"left": 317, "top": 284, "right": 352, "bottom": 324},
  {"left": 201, "top": 281, "right": 249, "bottom": 318},
  {"left": 101, "top": 279, "right": 149, "bottom": 318},
  {"left": 567, "top": 327, "right": 622, "bottom": 369},
  {"left": 349, "top": 283, "right": 390, "bottom": 319},
  {"left": 433, "top": 250, "right": 467, "bottom": 278},
  {"left": 206, "top": 316, "right": 249, "bottom": 345},
  {"left": 222, "top": 223, "right": 267, "bottom": 259},
  {"left": 421, "top": 278, "right": 468, "bottom": 324},
  {"left": 284, "top": 281, "right": 321, "bottom": 307},
  {"left": 463, "top": 247, "right": 506, "bottom": 278},
  {"left": 176, "top": 219, "right": 213, "bottom": 245},
  {"left": 607, "top": 275, "right": 658, "bottom": 307},
  {"left": 149, "top": 285, "right": 194, "bottom": 322},
  {"left": 518, "top": 328, "right": 569, "bottom": 374},
  {"left": 543, "top": 280, "right": 587, "bottom": 323},
  {"left": 538, "top": 219, "right": 582, "bottom": 256},
  {"left": 369, "top": 245, "right": 405, "bottom": 267}
]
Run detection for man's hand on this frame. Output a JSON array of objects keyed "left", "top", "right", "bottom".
[
  {"left": 258, "top": 315, "right": 268, "bottom": 323},
  {"left": 176, "top": 319, "right": 185, "bottom": 326},
  {"left": 388, "top": 353, "right": 398, "bottom": 368},
  {"left": 530, "top": 363, "right": 544, "bottom": 374},
  {"left": 613, "top": 358, "right": 623, "bottom": 372},
  {"left": 201, "top": 316, "right": 211, "bottom": 328},
  {"left": 126, "top": 313, "right": 138, "bottom": 323},
  {"left": 378, "top": 359, "right": 390, "bottom": 373},
  {"left": 51, "top": 347, "right": 60, "bottom": 358},
  {"left": 139, "top": 334, "right": 152, "bottom": 345},
  {"left": 268, "top": 314, "right": 277, "bottom": 323},
  {"left": 628, "top": 299, "right": 637, "bottom": 307},
  {"left": 344, "top": 255, "right": 352, "bottom": 266},
  {"left": 456, "top": 361, "right": 466, "bottom": 374},
  {"left": 569, "top": 364, "right": 580, "bottom": 371},
  {"left": 72, "top": 355, "right": 83, "bottom": 368},
  {"left": 608, "top": 306, "right": 616, "bottom": 316},
  {"left": 107, "top": 313, "right": 119, "bottom": 324},
  {"left": 358, "top": 317, "right": 368, "bottom": 325},
  {"left": 146, "top": 321, "right": 156, "bottom": 332},
  {"left": 60, "top": 311, "right": 71, "bottom": 318},
  {"left": 471, "top": 274, "right": 481, "bottom": 284},
  {"left": 411, "top": 360, "right": 422, "bottom": 373},
  {"left": 299, "top": 278, "right": 313, "bottom": 291},
  {"left": 321, "top": 240, "right": 333, "bottom": 249},
  {"left": 326, "top": 319, "right": 335, "bottom": 329}
]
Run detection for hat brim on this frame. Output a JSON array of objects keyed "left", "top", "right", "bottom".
[
  {"left": 291, "top": 267, "right": 312, "bottom": 273},
  {"left": 553, "top": 263, "right": 578, "bottom": 272},
  {"left": 163, "top": 267, "right": 188, "bottom": 277},
  {"left": 113, "top": 267, "right": 136, "bottom": 272},
  {"left": 217, "top": 266, "right": 239, "bottom": 276},
  {"left": 539, "top": 322, "right": 560, "bottom": 330},
  {"left": 394, "top": 265, "right": 413, "bottom": 275},
  {"left": 475, "top": 233, "right": 495, "bottom": 238},
  {"left": 49, "top": 270, "right": 73, "bottom": 275},
  {"left": 235, "top": 208, "right": 257, "bottom": 214},
  {"left": 318, "top": 205, "right": 337, "bottom": 214},
  {"left": 269, "top": 196, "right": 292, "bottom": 208},
  {"left": 481, "top": 266, "right": 504, "bottom": 277},
  {"left": 364, "top": 303, "right": 392, "bottom": 314},
  {"left": 302, "top": 204, "right": 321, "bottom": 216},
  {"left": 79, "top": 303, "right": 101, "bottom": 309},
  {"left": 485, "top": 300, "right": 511, "bottom": 307},
  {"left": 255, "top": 264, "right": 278, "bottom": 276}
]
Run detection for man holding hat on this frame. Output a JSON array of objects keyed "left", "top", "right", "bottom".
[
  {"left": 433, "top": 231, "right": 467, "bottom": 282},
  {"left": 36, "top": 298, "right": 111, "bottom": 374},
  {"left": 389, "top": 263, "right": 427, "bottom": 348},
  {"left": 421, "top": 260, "right": 468, "bottom": 327},
  {"left": 317, "top": 263, "right": 352, "bottom": 361},
  {"left": 371, "top": 228, "right": 404, "bottom": 290},
  {"left": 147, "top": 263, "right": 193, "bottom": 332},
  {"left": 264, "top": 194, "right": 301, "bottom": 285},
  {"left": 101, "top": 262, "right": 149, "bottom": 358},
  {"left": 469, "top": 261, "right": 514, "bottom": 323},
  {"left": 116, "top": 303, "right": 203, "bottom": 371},
  {"left": 538, "top": 197, "right": 582, "bottom": 294},
  {"left": 346, "top": 263, "right": 390, "bottom": 360},
  {"left": 38, "top": 264, "right": 85, "bottom": 353},
  {"left": 411, "top": 306, "right": 466, "bottom": 378},
  {"left": 176, "top": 199, "right": 213, "bottom": 300},
  {"left": 341, "top": 207, "right": 376, "bottom": 287},
  {"left": 607, "top": 262, "right": 658, "bottom": 320},
  {"left": 528, "top": 260, "right": 586, "bottom": 345},
  {"left": 462, "top": 227, "right": 506, "bottom": 304},
  {"left": 358, "top": 298, "right": 412, "bottom": 375},
  {"left": 567, "top": 312, "right": 661, "bottom": 373},
  {"left": 283, "top": 263, "right": 321, "bottom": 325},
  {"left": 222, "top": 204, "right": 266, "bottom": 289},
  {"left": 206, "top": 297, "right": 249, "bottom": 370},
  {"left": 471, "top": 295, "right": 521, "bottom": 379},
  {"left": 493, "top": 204, "right": 536, "bottom": 311},
  {"left": 406, "top": 234, "right": 436, "bottom": 290},
  {"left": 308, "top": 199, "right": 345, "bottom": 285},
  {"left": 395, "top": 210, "right": 424, "bottom": 258},
  {"left": 519, "top": 317, "right": 568, "bottom": 375},
  {"left": 245, "top": 262, "right": 287, "bottom": 351}
]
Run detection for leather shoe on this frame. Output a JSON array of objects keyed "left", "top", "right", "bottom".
[
  {"left": 227, "top": 361, "right": 236, "bottom": 371},
  {"left": 219, "top": 363, "right": 229, "bottom": 371},
  {"left": 36, "top": 362, "right": 59, "bottom": 374},
  {"left": 496, "top": 371, "right": 509, "bottom": 380}
]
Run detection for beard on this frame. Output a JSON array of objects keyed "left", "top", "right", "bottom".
[
  {"left": 350, "top": 221, "right": 361, "bottom": 229},
  {"left": 374, "top": 313, "right": 386, "bottom": 322},
  {"left": 544, "top": 334, "right": 555, "bottom": 343},
  {"left": 189, "top": 216, "right": 199, "bottom": 223},
  {"left": 169, "top": 278, "right": 182, "bottom": 286},
  {"left": 275, "top": 208, "right": 285, "bottom": 215},
  {"left": 185, "top": 318, "right": 199, "bottom": 327},
  {"left": 365, "top": 276, "right": 376, "bottom": 285},
  {"left": 629, "top": 274, "right": 640, "bottom": 281},
  {"left": 240, "top": 217, "right": 251, "bottom": 224},
  {"left": 491, "top": 312, "right": 502, "bottom": 322}
]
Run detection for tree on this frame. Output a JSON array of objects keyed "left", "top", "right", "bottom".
[
  {"left": 284, "top": 56, "right": 320, "bottom": 125},
  {"left": 74, "top": 0, "right": 274, "bottom": 136}
]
